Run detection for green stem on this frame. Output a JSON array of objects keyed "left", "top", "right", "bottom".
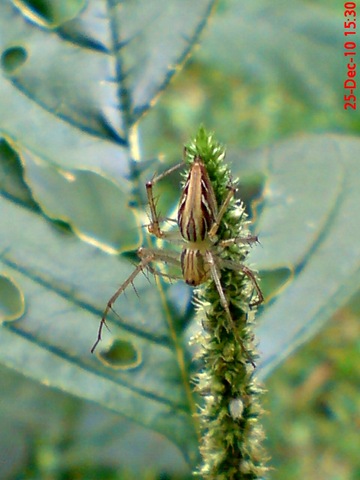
[{"left": 186, "top": 127, "right": 268, "bottom": 479}]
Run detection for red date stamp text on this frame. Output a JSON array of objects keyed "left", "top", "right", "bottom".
[{"left": 344, "top": 2, "right": 357, "bottom": 110}]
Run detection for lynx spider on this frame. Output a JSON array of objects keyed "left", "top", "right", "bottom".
[{"left": 91, "top": 154, "right": 263, "bottom": 355}]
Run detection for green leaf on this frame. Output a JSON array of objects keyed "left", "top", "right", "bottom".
[
  {"left": 0, "top": 364, "right": 189, "bottom": 477},
  {"left": 243, "top": 135, "right": 360, "bottom": 378},
  {"left": 198, "top": 1, "right": 342, "bottom": 107},
  {"left": 22, "top": 148, "right": 139, "bottom": 252},
  {"left": 0, "top": 190, "right": 198, "bottom": 461},
  {"left": 0, "top": 0, "right": 215, "bottom": 473}
]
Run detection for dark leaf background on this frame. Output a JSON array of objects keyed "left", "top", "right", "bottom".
[{"left": 0, "top": 0, "right": 359, "bottom": 478}]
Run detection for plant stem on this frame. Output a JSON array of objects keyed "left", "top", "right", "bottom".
[{"left": 186, "top": 127, "right": 268, "bottom": 479}]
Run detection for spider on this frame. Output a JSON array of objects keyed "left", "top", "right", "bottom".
[{"left": 91, "top": 153, "right": 263, "bottom": 355}]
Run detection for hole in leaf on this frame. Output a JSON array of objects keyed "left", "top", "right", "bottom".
[
  {"left": 260, "top": 267, "right": 293, "bottom": 302},
  {"left": 1, "top": 47, "right": 27, "bottom": 74},
  {"left": 239, "top": 173, "right": 265, "bottom": 202},
  {"left": 99, "top": 339, "right": 141, "bottom": 370},
  {"left": 0, "top": 138, "right": 35, "bottom": 206},
  {"left": 49, "top": 219, "right": 73, "bottom": 235},
  {"left": 0, "top": 275, "right": 25, "bottom": 321},
  {"left": 238, "top": 173, "right": 266, "bottom": 221},
  {"left": 14, "top": 0, "right": 85, "bottom": 27}
]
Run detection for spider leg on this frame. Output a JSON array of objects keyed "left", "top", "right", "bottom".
[
  {"left": 146, "top": 162, "right": 184, "bottom": 239},
  {"left": 205, "top": 251, "right": 255, "bottom": 367},
  {"left": 218, "top": 234, "right": 259, "bottom": 248},
  {"left": 241, "top": 265, "right": 264, "bottom": 307},
  {"left": 138, "top": 247, "right": 181, "bottom": 267},
  {"left": 221, "top": 258, "right": 264, "bottom": 307},
  {"left": 91, "top": 248, "right": 181, "bottom": 353},
  {"left": 208, "top": 185, "right": 236, "bottom": 239},
  {"left": 141, "top": 221, "right": 183, "bottom": 244},
  {"left": 146, "top": 264, "right": 183, "bottom": 282},
  {"left": 91, "top": 253, "right": 156, "bottom": 353}
]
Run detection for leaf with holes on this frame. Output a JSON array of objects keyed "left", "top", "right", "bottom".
[{"left": 1, "top": 1, "right": 360, "bottom": 477}]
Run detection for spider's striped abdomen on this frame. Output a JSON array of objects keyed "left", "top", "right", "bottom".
[
  {"left": 177, "top": 157, "right": 218, "bottom": 242},
  {"left": 181, "top": 248, "right": 211, "bottom": 286}
]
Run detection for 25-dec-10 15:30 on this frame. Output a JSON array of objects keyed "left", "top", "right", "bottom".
[{"left": 344, "top": 1, "right": 357, "bottom": 110}]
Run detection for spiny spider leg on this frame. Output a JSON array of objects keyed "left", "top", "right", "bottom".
[
  {"left": 221, "top": 258, "right": 264, "bottom": 307},
  {"left": 138, "top": 247, "right": 181, "bottom": 267},
  {"left": 241, "top": 265, "right": 264, "bottom": 307},
  {"left": 146, "top": 162, "right": 184, "bottom": 239},
  {"left": 207, "top": 184, "right": 258, "bottom": 249},
  {"left": 91, "top": 255, "right": 154, "bottom": 353},
  {"left": 205, "top": 183, "right": 262, "bottom": 311},
  {"left": 219, "top": 235, "right": 259, "bottom": 248},
  {"left": 205, "top": 251, "right": 255, "bottom": 367},
  {"left": 91, "top": 248, "right": 181, "bottom": 353},
  {"left": 208, "top": 185, "right": 236, "bottom": 239}
]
